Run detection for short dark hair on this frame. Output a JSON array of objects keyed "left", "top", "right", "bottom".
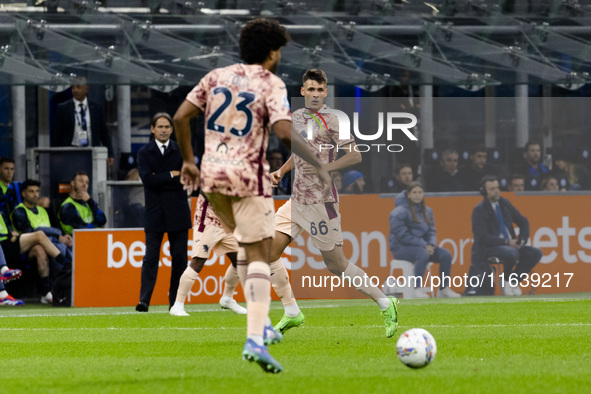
[
  {"left": 396, "top": 163, "right": 412, "bottom": 175},
  {"left": 510, "top": 173, "right": 525, "bottom": 182},
  {"left": 481, "top": 175, "right": 498, "bottom": 188},
  {"left": 239, "top": 19, "right": 290, "bottom": 64},
  {"left": 21, "top": 179, "right": 41, "bottom": 190},
  {"left": 0, "top": 157, "right": 15, "bottom": 166},
  {"left": 541, "top": 175, "right": 558, "bottom": 190},
  {"left": 71, "top": 171, "right": 88, "bottom": 181},
  {"left": 302, "top": 69, "right": 327, "bottom": 86},
  {"left": 470, "top": 144, "right": 487, "bottom": 155},
  {"left": 525, "top": 139, "right": 542, "bottom": 151},
  {"left": 150, "top": 112, "right": 173, "bottom": 128}
]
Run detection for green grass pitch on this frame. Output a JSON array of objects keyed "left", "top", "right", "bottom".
[{"left": 2, "top": 295, "right": 590, "bottom": 393}]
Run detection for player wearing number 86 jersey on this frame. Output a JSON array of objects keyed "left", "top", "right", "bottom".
[{"left": 185, "top": 64, "right": 291, "bottom": 198}]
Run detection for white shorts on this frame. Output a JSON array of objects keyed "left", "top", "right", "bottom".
[
  {"left": 192, "top": 225, "right": 239, "bottom": 259},
  {"left": 204, "top": 193, "right": 275, "bottom": 244},
  {"left": 275, "top": 198, "right": 343, "bottom": 252}
]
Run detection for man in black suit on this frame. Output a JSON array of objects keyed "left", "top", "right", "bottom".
[
  {"left": 466, "top": 175, "right": 542, "bottom": 296},
  {"left": 135, "top": 112, "right": 191, "bottom": 311},
  {"left": 51, "top": 77, "right": 114, "bottom": 166}
]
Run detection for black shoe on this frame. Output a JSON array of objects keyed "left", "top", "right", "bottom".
[{"left": 136, "top": 302, "right": 149, "bottom": 312}]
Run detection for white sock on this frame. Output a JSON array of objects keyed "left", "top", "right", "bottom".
[
  {"left": 377, "top": 298, "right": 390, "bottom": 311},
  {"left": 248, "top": 335, "right": 264, "bottom": 346},
  {"left": 220, "top": 295, "right": 232, "bottom": 303},
  {"left": 172, "top": 301, "right": 184, "bottom": 309},
  {"left": 0, "top": 266, "right": 8, "bottom": 274},
  {"left": 0, "top": 290, "right": 8, "bottom": 298},
  {"left": 285, "top": 303, "right": 301, "bottom": 317},
  {"left": 266, "top": 316, "right": 272, "bottom": 326}
]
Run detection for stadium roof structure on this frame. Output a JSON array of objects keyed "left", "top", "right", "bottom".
[{"left": 1, "top": 0, "right": 591, "bottom": 90}]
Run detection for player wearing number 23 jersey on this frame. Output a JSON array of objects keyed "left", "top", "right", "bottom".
[{"left": 185, "top": 64, "right": 291, "bottom": 198}]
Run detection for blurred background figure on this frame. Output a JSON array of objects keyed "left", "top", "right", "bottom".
[
  {"left": 507, "top": 174, "right": 526, "bottom": 192},
  {"left": 551, "top": 151, "right": 590, "bottom": 191},
  {"left": 541, "top": 176, "right": 562, "bottom": 192},
  {"left": 342, "top": 170, "right": 365, "bottom": 194}
]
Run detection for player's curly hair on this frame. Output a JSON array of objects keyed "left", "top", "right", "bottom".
[
  {"left": 302, "top": 69, "right": 327, "bottom": 85},
  {"left": 239, "top": 18, "right": 290, "bottom": 64}
]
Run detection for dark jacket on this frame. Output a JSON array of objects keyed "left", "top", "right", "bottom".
[
  {"left": 428, "top": 168, "right": 464, "bottom": 192},
  {"left": 471, "top": 196, "right": 529, "bottom": 265},
  {"left": 389, "top": 191, "right": 436, "bottom": 250},
  {"left": 459, "top": 163, "right": 499, "bottom": 192},
  {"left": 137, "top": 139, "right": 191, "bottom": 233},
  {"left": 51, "top": 99, "right": 114, "bottom": 157}
]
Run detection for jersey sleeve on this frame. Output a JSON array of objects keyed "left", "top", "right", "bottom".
[
  {"left": 266, "top": 76, "right": 291, "bottom": 125},
  {"left": 185, "top": 72, "right": 211, "bottom": 111}
]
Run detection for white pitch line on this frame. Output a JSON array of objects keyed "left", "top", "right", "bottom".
[{"left": 0, "top": 322, "right": 589, "bottom": 331}]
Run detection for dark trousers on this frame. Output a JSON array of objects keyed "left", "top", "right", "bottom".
[
  {"left": 139, "top": 230, "right": 188, "bottom": 307},
  {"left": 484, "top": 245, "right": 542, "bottom": 282}
]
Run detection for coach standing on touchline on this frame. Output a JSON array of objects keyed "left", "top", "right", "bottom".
[{"left": 136, "top": 113, "right": 191, "bottom": 312}]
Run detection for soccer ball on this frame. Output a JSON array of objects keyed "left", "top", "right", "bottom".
[{"left": 396, "top": 328, "right": 437, "bottom": 368}]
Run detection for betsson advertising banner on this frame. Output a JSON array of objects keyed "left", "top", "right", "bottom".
[{"left": 73, "top": 194, "right": 591, "bottom": 307}]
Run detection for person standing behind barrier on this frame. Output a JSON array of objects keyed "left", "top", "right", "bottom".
[
  {"left": 135, "top": 113, "right": 191, "bottom": 312},
  {"left": 51, "top": 77, "right": 114, "bottom": 166},
  {"left": 388, "top": 182, "right": 461, "bottom": 299},
  {"left": 58, "top": 171, "right": 106, "bottom": 235},
  {"left": 466, "top": 175, "right": 542, "bottom": 296}
]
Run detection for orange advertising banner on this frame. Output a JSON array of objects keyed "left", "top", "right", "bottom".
[{"left": 73, "top": 194, "right": 591, "bottom": 307}]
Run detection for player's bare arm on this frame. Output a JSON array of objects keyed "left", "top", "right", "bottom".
[
  {"left": 173, "top": 100, "right": 203, "bottom": 192},
  {"left": 273, "top": 120, "right": 332, "bottom": 196},
  {"left": 271, "top": 156, "right": 292, "bottom": 186}
]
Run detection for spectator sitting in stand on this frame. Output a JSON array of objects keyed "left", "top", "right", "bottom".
[
  {"left": 459, "top": 145, "right": 498, "bottom": 191},
  {"left": 383, "top": 163, "right": 413, "bottom": 193},
  {"left": 507, "top": 174, "right": 526, "bottom": 192},
  {"left": 429, "top": 150, "right": 464, "bottom": 192},
  {"left": 541, "top": 175, "right": 563, "bottom": 192},
  {"left": 550, "top": 150, "right": 590, "bottom": 191},
  {"left": 58, "top": 171, "right": 106, "bottom": 235},
  {"left": 514, "top": 140, "right": 549, "bottom": 190},
  {"left": 342, "top": 170, "right": 366, "bottom": 194}
]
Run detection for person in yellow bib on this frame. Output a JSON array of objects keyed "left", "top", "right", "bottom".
[
  {"left": 10, "top": 180, "right": 72, "bottom": 304},
  {"left": 58, "top": 172, "right": 106, "bottom": 235}
]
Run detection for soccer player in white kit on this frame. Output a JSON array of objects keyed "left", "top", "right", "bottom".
[
  {"left": 173, "top": 19, "right": 331, "bottom": 373},
  {"left": 170, "top": 193, "right": 246, "bottom": 316},
  {"left": 269, "top": 69, "right": 399, "bottom": 338}
]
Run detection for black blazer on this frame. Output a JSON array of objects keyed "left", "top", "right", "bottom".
[
  {"left": 137, "top": 139, "right": 191, "bottom": 233},
  {"left": 51, "top": 99, "right": 114, "bottom": 157},
  {"left": 471, "top": 196, "right": 530, "bottom": 265}
]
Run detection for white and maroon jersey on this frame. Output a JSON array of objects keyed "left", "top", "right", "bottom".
[
  {"left": 291, "top": 105, "right": 354, "bottom": 205},
  {"left": 186, "top": 64, "right": 291, "bottom": 197},
  {"left": 193, "top": 194, "right": 222, "bottom": 232}
]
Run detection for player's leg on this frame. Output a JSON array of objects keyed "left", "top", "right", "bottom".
[
  {"left": 19, "top": 231, "right": 69, "bottom": 267},
  {"left": 230, "top": 195, "right": 282, "bottom": 373},
  {"left": 0, "top": 245, "right": 24, "bottom": 306},
  {"left": 219, "top": 252, "right": 247, "bottom": 314},
  {"left": 171, "top": 222, "right": 223, "bottom": 316},
  {"left": 169, "top": 256, "right": 205, "bottom": 316},
  {"left": 271, "top": 199, "right": 305, "bottom": 333},
  {"left": 27, "top": 244, "right": 53, "bottom": 304}
]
